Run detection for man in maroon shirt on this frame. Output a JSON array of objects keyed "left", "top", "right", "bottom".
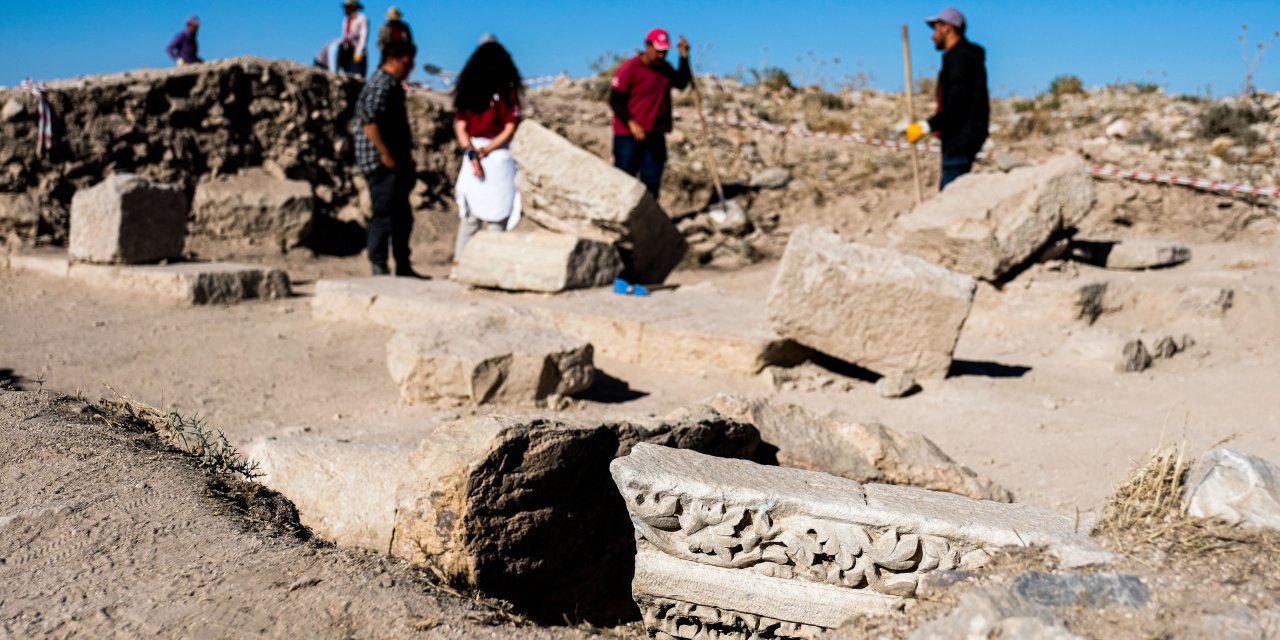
[{"left": 609, "top": 28, "right": 691, "bottom": 198}]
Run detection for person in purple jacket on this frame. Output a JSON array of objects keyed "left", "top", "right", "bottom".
[{"left": 167, "top": 17, "right": 203, "bottom": 66}]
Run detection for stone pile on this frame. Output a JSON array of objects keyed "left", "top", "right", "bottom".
[
  {"left": 767, "top": 225, "right": 976, "bottom": 380},
  {"left": 611, "top": 444, "right": 1110, "bottom": 638}
]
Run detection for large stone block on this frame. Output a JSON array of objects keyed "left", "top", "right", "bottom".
[
  {"left": 1186, "top": 448, "right": 1280, "bottom": 530},
  {"left": 895, "top": 153, "right": 1095, "bottom": 281},
  {"left": 389, "top": 411, "right": 761, "bottom": 624},
  {"left": 0, "top": 192, "right": 39, "bottom": 239},
  {"left": 453, "top": 231, "right": 623, "bottom": 292},
  {"left": 611, "top": 444, "right": 1110, "bottom": 638},
  {"left": 69, "top": 174, "right": 188, "bottom": 264},
  {"left": 704, "top": 395, "right": 1011, "bottom": 502},
  {"left": 386, "top": 312, "right": 594, "bottom": 404},
  {"left": 248, "top": 438, "right": 412, "bottom": 553},
  {"left": 510, "top": 121, "right": 686, "bottom": 284},
  {"left": 766, "top": 226, "right": 976, "bottom": 380},
  {"left": 5, "top": 251, "right": 289, "bottom": 304},
  {"left": 191, "top": 168, "right": 315, "bottom": 248}
]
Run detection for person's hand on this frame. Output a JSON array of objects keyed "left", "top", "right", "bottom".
[
  {"left": 354, "top": 51, "right": 365, "bottom": 64},
  {"left": 471, "top": 156, "right": 485, "bottom": 179},
  {"left": 905, "top": 121, "right": 930, "bottom": 144},
  {"left": 380, "top": 152, "right": 397, "bottom": 169},
  {"left": 627, "top": 119, "right": 646, "bottom": 141},
  {"left": 476, "top": 145, "right": 491, "bottom": 159},
  {"left": 677, "top": 35, "right": 690, "bottom": 58}
]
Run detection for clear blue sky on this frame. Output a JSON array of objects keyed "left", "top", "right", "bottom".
[{"left": 2, "top": 1, "right": 1278, "bottom": 97}]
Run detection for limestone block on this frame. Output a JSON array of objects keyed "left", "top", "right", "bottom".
[
  {"left": 69, "top": 174, "right": 188, "bottom": 264},
  {"left": 0, "top": 193, "right": 40, "bottom": 239},
  {"left": 895, "top": 154, "right": 1095, "bottom": 281},
  {"left": 1186, "top": 448, "right": 1280, "bottom": 530},
  {"left": 704, "top": 395, "right": 1011, "bottom": 502},
  {"left": 68, "top": 261, "right": 290, "bottom": 304},
  {"left": 1070, "top": 238, "right": 1191, "bottom": 270},
  {"left": 766, "top": 226, "right": 976, "bottom": 380},
  {"left": 191, "top": 168, "right": 315, "bottom": 247},
  {"left": 510, "top": 121, "right": 687, "bottom": 283},
  {"left": 248, "top": 438, "right": 411, "bottom": 553},
  {"left": 385, "top": 313, "right": 594, "bottom": 404},
  {"left": 611, "top": 444, "right": 1109, "bottom": 637},
  {"left": 390, "top": 411, "right": 761, "bottom": 624},
  {"left": 454, "top": 231, "right": 623, "bottom": 292}
]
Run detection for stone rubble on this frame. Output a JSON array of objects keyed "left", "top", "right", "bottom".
[
  {"left": 69, "top": 174, "right": 187, "bottom": 264},
  {"left": 1186, "top": 448, "right": 1280, "bottom": 530},
  {"left": 452, "top": 231, "right": 623, "bottom": 293},
  {"left": 191, "top": 167, "right": 315, "bottom": 249},
  {"left": 767, "top": 225, "right": 975, "bottom": 380}
]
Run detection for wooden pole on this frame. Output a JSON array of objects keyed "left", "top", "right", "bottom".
[
  {"left": 901, "top": 24, "right": 924, "bottom": 205},
  {"left": 689, "top": 75, "right": 728, "bottom": 209}
]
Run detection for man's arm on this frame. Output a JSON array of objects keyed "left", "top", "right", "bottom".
[
  {"left": 927, "top": 50, "right": 978, "bottom": 134},
  {"left": 363, "top": 123, "right": 396, "bottom": 169},
  {"left": 608, "top": 89, "right": 633, "bottom": 127},
  {"left": 166, "top": 33, "right": 183, "bottom": 61}
]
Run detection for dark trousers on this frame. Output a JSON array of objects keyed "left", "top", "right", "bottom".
[
  {"left": 613, "top": 132, "right": 667, "bottom": 198},
  {"left": 366, "top": 168, "right": 414, "bottom": 271},
  {"left": 940, "top": 150, "right": 976, "bottom": 191}
]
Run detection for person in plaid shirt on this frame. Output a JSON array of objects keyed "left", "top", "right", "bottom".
[{"left": 354, "top": 39, "right": 419, "bottom": 277}]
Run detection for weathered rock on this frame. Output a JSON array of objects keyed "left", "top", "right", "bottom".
[
  {"left": 1070, "top": 238, "right": 1191, "bottom": 270},
  {"left": 6, "top": 252, "right": 290, "bottom": 304},
  {"left": 389, "top": 410, "right": 761, "bottom": 623},
  {"left": 708, "top": 199, "right": 751, "bottom": 236},
  {"left": 1012, "top": 571, "right": 1149, "bottom": 608},
  {"left": 767, "top": 226, "right": 976, "bottom": 380},
  {"left": 895, "top": 153, "right": 1095, "bottom": 281},
  {"left": 69, "top": 174, "right": 187, "bottom": 264},
  {"left": 0, "top": 98, "right": 22, "bottom": 122},
  {"left": 453, "top": 231, "right": 623, "bottom": 292},
  {"left": 750, "top": 167, "right": 791, "bottom": 189},
  {"left": 191, "top": 168, "right": 315, "bottom": 248},
  {"left": 876, "top": 373, "right": 920, "bottom": 399},
  {"left": 1061, "top": 330, "right": 1152, "bottom": 373},
  {"left": 249, "top": 438, "right": 411, "bottom": 553},
  {"left": 0, "top": 192, "right": 39, "bottom": 239},
  {"left": 612, "top": 445, "right": 1108, "bottom": 637},
  {"left": 1186, "top": 448, "right": 1280, "bottom": 530},
  {"left": 510, "top": 120, "right": 686, "bottom": 283},
  {"left": 705, "top": 395, "right": 1012, "bottom": 502},
  {"left": 907, "top": 588, "right": 1081, "bottom": 640},
  {"left": 385, "top": 312, "right": 594, "bottom": 404}
]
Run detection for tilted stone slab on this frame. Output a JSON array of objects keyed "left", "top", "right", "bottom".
[
  {"left": 454, "top": 231, "right": 623, "bottom": 292},
  {"left": 191, "top": 168, "right": 315, "bottom": 248},
  {"left": 248, "top": 438, "right": 412, "bottom": 553},
  {"left": 1068, "top": 238, "right": 1191, "bottom": 271},
  {"left": 389, "top": 411, "right": 760, "bottom": 624},
  {"left": 69, "top": 174, "right": 188, "bottom": 264},
  {"left": 767, "top": 226, "right": 975, "bottom": 380},
  {"left": 894, "top": 153, "right": 1095, "bottom": 281},
  {"left": 6, "top": 252, "right": 289, "bottom": 304},
  {"left": 510, "top": 120, "right": 687, "bottom": 284},
  {"left": 386, "top": 312, "right": 594, "bottom": 404},
  {"left": 611, "top": 444, "right": 1110, "bottom": 638}
]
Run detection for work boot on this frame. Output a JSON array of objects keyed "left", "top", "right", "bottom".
[
  {"left": 371, "top": 263, "right": 390, "bottom": 276},
  {"left": 395, "top": 266, "right": 428, "bottom": 279}
]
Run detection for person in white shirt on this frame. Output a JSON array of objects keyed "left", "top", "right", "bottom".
[{"left": 340, "top": 0, "right": 370, "bottom": 76}]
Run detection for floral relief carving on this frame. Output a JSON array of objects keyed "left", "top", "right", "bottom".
[{"left": 638, "top": 596, "right": 825, "bottom": 640}]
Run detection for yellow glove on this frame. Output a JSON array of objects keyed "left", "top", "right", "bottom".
[
  {"left": 354, "top": 51, "right": 364, "bottom": 63},
  {"left": 905, "top": 121, "right": 930, "bottom": 144}
]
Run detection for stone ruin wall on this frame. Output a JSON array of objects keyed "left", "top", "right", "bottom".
[{"left": 0, "top": 57, "right": 459, "bottom": 244}]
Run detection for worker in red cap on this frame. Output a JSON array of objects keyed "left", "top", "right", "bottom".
[
  {"left": 904, "top": 7, "right": 989, "bottom": 190},
  {"left": 608, "top": 28, "right": 691, "bottom": 198}
]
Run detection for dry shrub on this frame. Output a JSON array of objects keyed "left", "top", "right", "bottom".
[
  {"left": 1092, "top": 445, "right": 1188, "bottom": 537},
  {"left": 806, "top": 111, "right": 853, "bottom": 134}
]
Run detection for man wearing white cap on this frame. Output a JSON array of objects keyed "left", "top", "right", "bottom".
[
  {"left": 904, "top": 7, "right": 989, "bottom": 190},
  {"left": 340, "top": 0, "right": 370, "bottom": 76},
  {"left": 608, "top": 28, "right": 691, "bottom": 198}
]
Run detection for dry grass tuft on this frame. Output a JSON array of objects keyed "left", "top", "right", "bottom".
[{"left": 1093, "top": 444, "right": 1189, "bottom": 536}]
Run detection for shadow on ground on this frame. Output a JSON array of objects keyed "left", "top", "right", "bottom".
[
  {"left": 949, "top": 360, "right": 1033, "bottom": 378},
  {"left": 575, "top": 371, "right": 648, "bottom": 404}
]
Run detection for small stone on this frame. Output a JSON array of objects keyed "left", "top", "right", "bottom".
[
  {"left": 707, "top": 199, "right": 751, "bottom": 236},
  {"left": 1151, "top": 335, "right": 1181, "bottom": 359},
  {"left": 1012, "top": 571, "right": 1150, "bottom": 608},
  {"left": 1121, "top": 339, "right": 1153, "bottom": 372},
  {"left": 876, "top": 373, "right": 919, "bottom": 398},
  {"left": 1186, "top": 448, "right": 1280, "bottom": 530},
  {"left": 749, "top": 167, "right": 791, "bottom": 189}
]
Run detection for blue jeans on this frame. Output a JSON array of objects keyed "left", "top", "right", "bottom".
[
  {"left": 613, "top": 133, "right": 667, "bottom": 198},
  {"left": 940, "top": 151, "right": 975, "bottom": 191}
]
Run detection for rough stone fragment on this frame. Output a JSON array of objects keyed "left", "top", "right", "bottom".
[
  {"left": 750, "top": 167, "right": 791, "bottom": 189},
  {"left": 1186, "top": 448, "right": 1280, "bottom": 530},
  {"left": 1012, "top": 572, "right": 1149, "bottom": 608},
  {"left": 876, "top": 373, "right": 920, "bottom": 399},
  {"left": 69, "top": 174, "right": 188, "bottom": 264},
  {"left": 1070, "top": 238, "right": 1191, "bottom": 270},
  {"left": 386, "top": 313, "right": 594, "bottom": 404},
  {"left": 612, "top": 445, "right": 1107, "bottom": 637},
  {"left": 510, "top": 120, "right": 687, "bottom": 283},
  {"left": 704, "top": 395, "right": 1012, "bottom": 502},
  {"left": 453, "top": 231, "right": 623, "bottom": 292},
  {"left": 191, "top": 167, "right": 315, "bottom": 248},
  {"left": 894, "top": 153, "right": 1095, "bottom": 281},
  {"left": 906, "top": 588, "right": 1081, "bottom": 640},
  {"left": 1061, "top": 330, "right": 1152, "bottom": 373},
  {"left": 0, "top": 193, "right": 40, "bottom": 239},
  {"left": 390, "top": 411, "right": 760, "bottom": 624},
  {"left": 6, "top": 252, "right": 289, "bottom": 304},
  {"left": 767, "top": 225, "right": 976, "bottom": 380},
  {"left": 249, "top": 438, "right": 411, "bottom": 553},
  {"left": 1, "top": 98, "right": 22, "bottom": 122}
]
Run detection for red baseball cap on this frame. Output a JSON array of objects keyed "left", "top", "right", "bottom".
[{"left": 646, "top": 28, "right": 671, "bottom": 51}]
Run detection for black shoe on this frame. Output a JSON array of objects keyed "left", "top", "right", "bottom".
[
  {"left": 371, "top": 263, "right": 390, "bottom": 276},
  {"left": 395, "top": 268, "right": 429, "bottom": 280}
]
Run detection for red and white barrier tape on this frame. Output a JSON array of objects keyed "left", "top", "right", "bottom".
[
  {"left": 19, "top": 80, "right": 52, "bottom": 157},
  {"left": 695, "top": 111, "right": 1274, "bottom": 199}
]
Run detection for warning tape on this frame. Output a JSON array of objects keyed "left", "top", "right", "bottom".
[
  {"left": 692, "top": 111, "right": 1275, "bottom": 199},
  {"left": 432, "top": 72, "right": 567, "bottom": 89}
]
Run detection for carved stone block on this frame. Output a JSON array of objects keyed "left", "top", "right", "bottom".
[{"left": 611, "top": 444, "right": 1110, "bottom": 637}]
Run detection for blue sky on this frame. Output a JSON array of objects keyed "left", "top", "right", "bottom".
[{"left": 2, "top": 1, "right": 1278, "bottom": 97}]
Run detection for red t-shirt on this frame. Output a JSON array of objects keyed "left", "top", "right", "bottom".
[
  {"left": 610, "top": 56, "right": 676, "bottom": 135},
  {"left": 456, "top": 91, "right": 521, "bottom": 139}
]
